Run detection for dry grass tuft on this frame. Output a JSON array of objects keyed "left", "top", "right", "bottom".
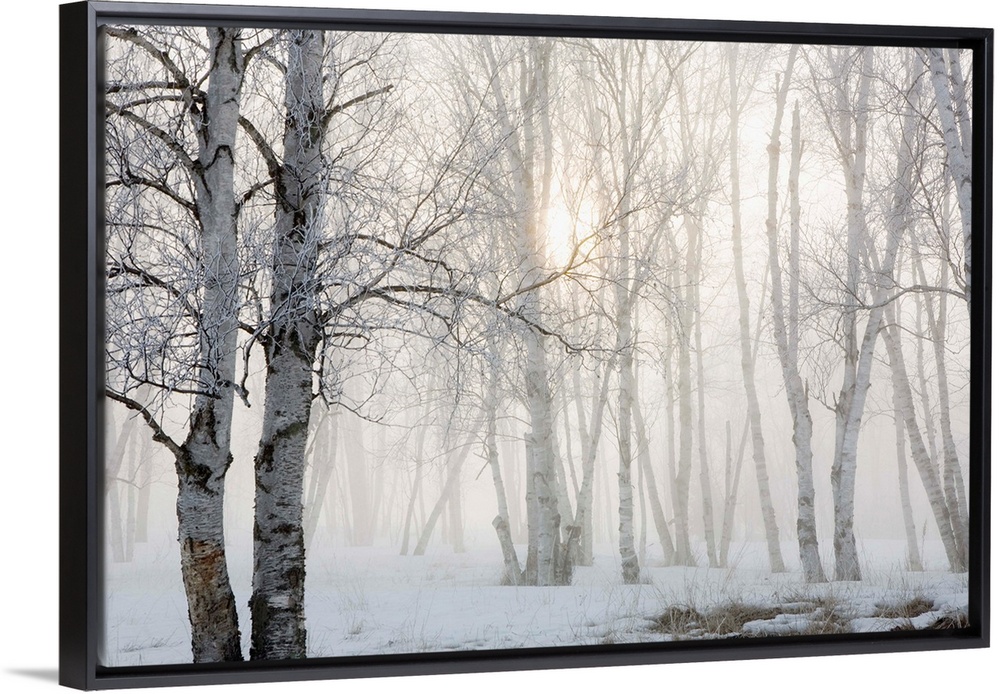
[
  {"left": 874, "top": 596, "right": 935, "bottom": 619},
  {"left": 929, "top": 612, "right": 970, "bottom": 630}
]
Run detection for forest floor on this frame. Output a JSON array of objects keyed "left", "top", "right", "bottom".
[{"left": 101, "top": 539, "right": 968, "bottom": 666}]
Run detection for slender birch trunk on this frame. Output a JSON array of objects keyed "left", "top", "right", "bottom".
[
  {"left": 763, "top": 51, "right": 825, "bottom": 582},
  {"left": 883, "top": 303, "right": 963, "bottom": 571},
  {"left": 413, "top": 426, "right": 482, "bottom": 556},
  {"left": 487, "top": 363, "right": 522, "bottom": 583},
  {"left": 892, "top": 384, "right": 924, "bottom": 572},
  {"left": 728, "top": 44, "right": 784, "bottom": 573},
  {"left": 828, "top": 46, "right": 872, "bottom": 582},
  {"left": 571, "top": 362, "right": 613, "bottom": 566},
  {"left": 560, "top": 386, "right": 580, "bottom": 500},
  {"left": 173, "top": 27, "right": 245, "bottom": 662},
  {"left": 482, "top": 37, "right": 561, "bottom": 585},
  {"left": 693, "top": 229, "right": 718, "bottom": 569},
  {"left": 614, "top": 117, "right": 640, "bottom": 584},
  {"left": 911, "top": 187, "right": 970, "bottom": 565},
  {"left": 719, "top": 420, "right": 746, "bottom": 567},
  {"left": 913, "top": 237, "right": 969, "bottom": 570},
  {"left": 663, "top": 281, "right": 680, "bottom": 555},
  {"left": 719, "top": 262, "right": 770, "bottom": 566},
  {"left": 400, "top": 391, "right": 432, "bottom": 555},
  {"left": 250, "top": 29, "right": 325, "bottom": 660},
  {"left": 918, "top": 259, "right": 968, "bottom": 569},
  {"left": 632, "top": 396, "right": 676, "bottom": 564},
  {"left": 927, "top": 48, "right": 972, "bottom": 313}
]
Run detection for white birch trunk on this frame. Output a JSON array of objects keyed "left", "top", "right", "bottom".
[
  {"left": 570, "top": 362, "right": 613, "bottom": 566},
  {"left": 632, "top": 396, "right": 676, "bottom": 564},
  {"left": 250, "top": 29, "right": 325, "bottom": 660},
  {"left": 487, "top": 366, "right": 522, "bottom": 583},
  {"left": 482, "top": 37, "right": 561, "bottom": 586},
  {"left": 928, "top": 48, "right": 972, "bottom": 313},
  {"left": 763, "top": 54, "right": 825, "bottom": 583},
  {"left": 693, "top": 230, "right": 718, "bottom": 569},
  {"left": 883, "top": 304, "right": 963, "bottom": 571},
  {"left": 175, "top": 27, "right": 244, "bottom": 662},
  {"left": 914, "top": 246, "right": 969, "bottom": 570},
  {"left": 719, "top": 420, "right": 747, "bottom": 568},
  {"left": 614, "top": 131, "right": 640, "bottom": 584},
  {"left": 727, "top": 45, "right": 784, "bottom": 573},
  {"left": 914, "top": 245, "right": 969, "bottom": 567},
  {"left": 931, "top": 264, "right": 969, "bottom": 568},
  {"left": 892, "top": 383, "right": 924, "bottom": 572},
  {"left": 829, "top": 46, "right": 872, "bottom": 582}
]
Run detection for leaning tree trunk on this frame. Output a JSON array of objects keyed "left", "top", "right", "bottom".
[
  {"left": 912, "top": 229, "right": 969, "bottom": 568},
  {"left": 487, "top": 367, "right": 522, "bottom": 584},
  {"left": 250, "top": 30, "right": 325, "bottom": 660},
  {"left": 932, "top": 284, "right": 970, "bottom": 568},
  {"left": 883, "top": 303, "right": 963, "bottom": 572},
  {"left": 413, "top": 426, "right": 482, "bottom": 556},
  {"left": 720, "top": 263, "right": 770, "bottom": 567},
  {"left": 633, "top": 396, "right": 676, "bottom": 565},
  {"left": 173, "top": 27, "right": 245, "bottom": 663},
  {"left": 927, "top": 48, "right": 972, "bottom": 314}
]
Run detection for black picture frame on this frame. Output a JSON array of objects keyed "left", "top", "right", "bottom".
[{"left": 59, "top": 1, "right": 992, "bottom": 689}]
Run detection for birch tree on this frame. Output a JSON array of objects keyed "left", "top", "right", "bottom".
[
  {"left": 478, "top": 36, "right": 565, "bottom": 585},
  {"left": 248, "top": 29, "right": 326, "bottom": 660},
  {"left": 927, "top": 48, "right": 972, "bottom": 313},
  {"left": 105, "top": 26, "right": 248, "bottom": 661},
  {"left": 763, "top": 49, "right": 825, "bottom": 583},
  {"left": 727, "top": 44, "right": 785, "bottom": 573}
]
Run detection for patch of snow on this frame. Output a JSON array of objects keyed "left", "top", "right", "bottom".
[
  {"left": 101, "top": 538, "right": 969, "bottom": 666},
  {"left": 743, "top": 614, "right": 815, "bottom": 636}
]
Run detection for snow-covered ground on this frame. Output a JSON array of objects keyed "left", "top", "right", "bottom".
[{"left": 101, "top": 537, "right": 967, "bottom": 667}]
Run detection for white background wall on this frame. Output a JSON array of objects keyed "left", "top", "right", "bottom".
[{"left": 1, "top": 1, "right": 994, "bottom": 692}]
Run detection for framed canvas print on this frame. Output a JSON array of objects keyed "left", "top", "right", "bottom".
[{"left": 59, "top": 1, "right": 991, "bottom": 689}]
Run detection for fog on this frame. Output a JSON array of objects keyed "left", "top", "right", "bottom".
[{"left": 101, "top": 28, "right": 971, "bottom": 664}]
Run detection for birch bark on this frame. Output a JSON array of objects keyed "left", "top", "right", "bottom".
[
  {"left": 250, "top": 29, "right": 325, "bottom": 660},
  {"left": 763, "top": 50, "right": 824, "bottom": 582},
  {"left": 727, "top": 44, "right": 784, "bottom": 573},
  {"left": 927, "top": 48, "right": 972, "bottom": 313},
  {"left": 172, "top": 27, "right": 245, "bottom": 662}
]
